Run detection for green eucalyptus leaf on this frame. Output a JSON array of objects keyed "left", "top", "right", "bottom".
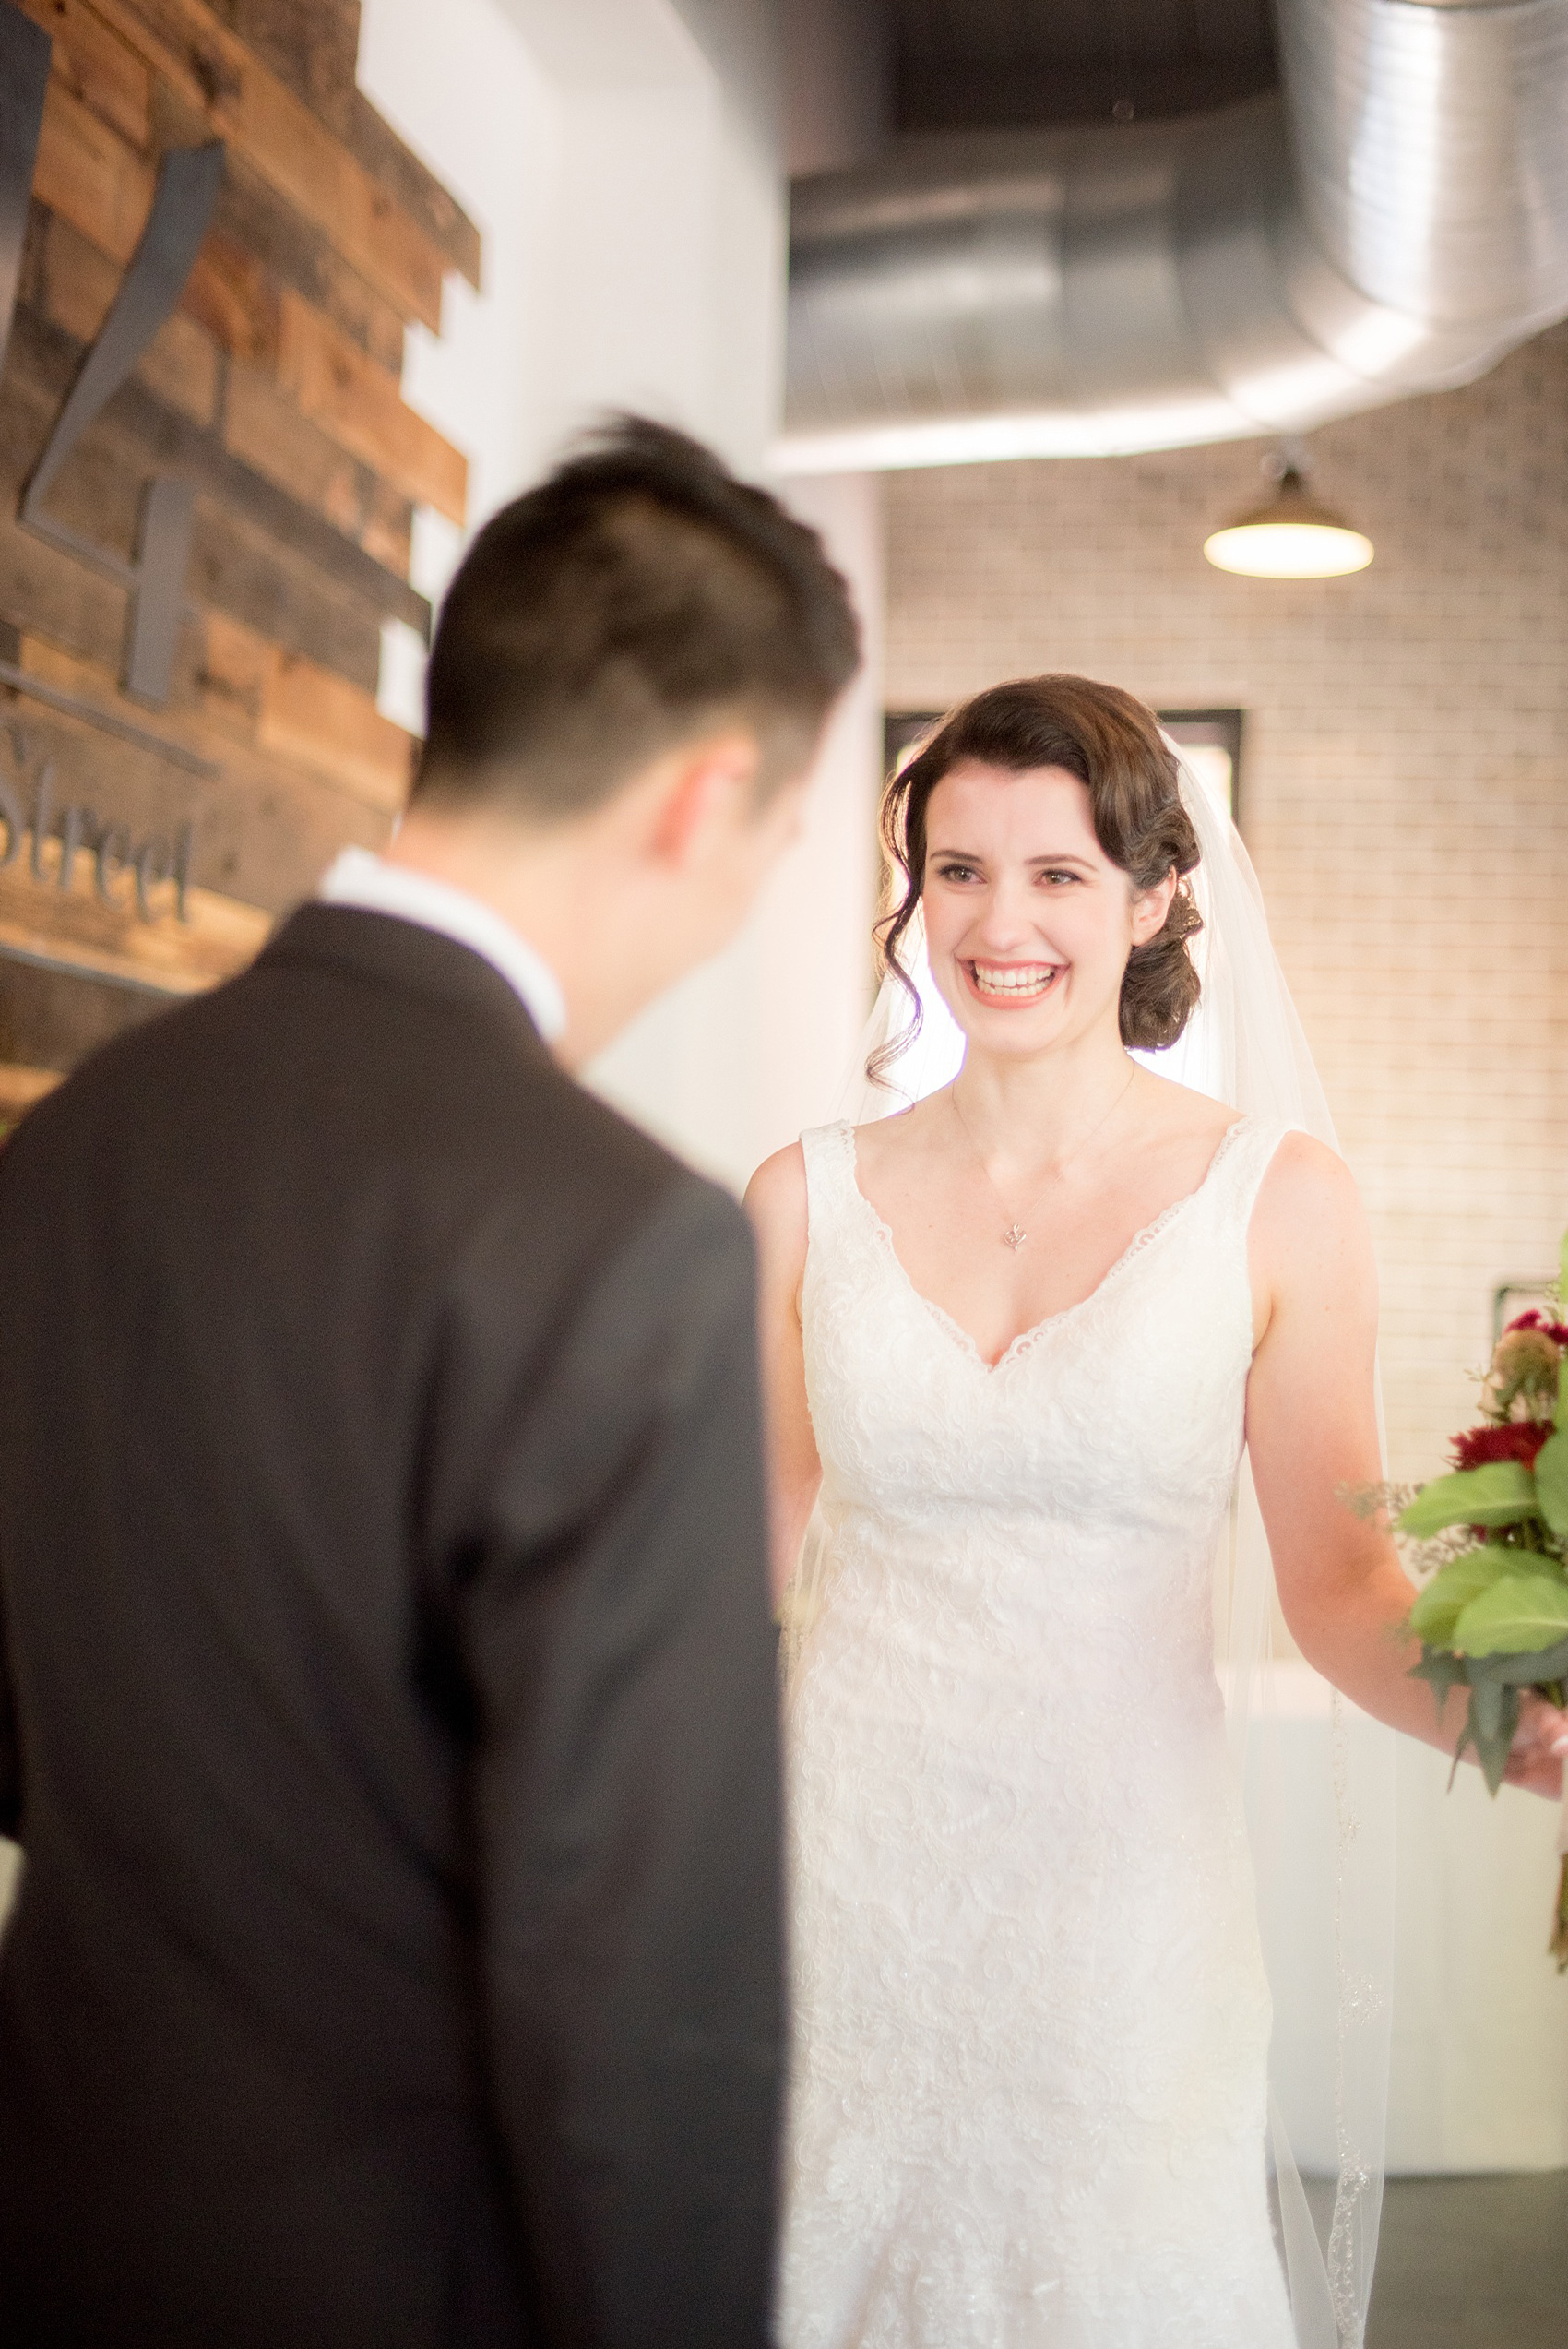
[
  {"left": 1409, "top": 1646, "right": 1468, "bottom": 1713},
  {"left": 1397, "top": 1462, "right": 1538, "bottom": 1539},
  {"left": 1468, "top": 1678, "right": 1521, "bottom": 1795},
  {"left": 1408, "top": 1550, "right": 1514, "bottom": 1648},
  {"left": 1538, "top": 1429, "right": 1568, "bottom": 1540},
  {"left": 1465, "top": 1630, "right": 1568, "bottom": 1687},
  {"left": 1451, "top": 1571, "right": 1568, "bottom": 1659}
]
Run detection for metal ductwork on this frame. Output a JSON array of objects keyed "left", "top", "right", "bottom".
[{"left": 777, "top": 0, "right": 1568, "bottom": 472}]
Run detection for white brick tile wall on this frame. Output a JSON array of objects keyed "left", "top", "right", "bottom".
[{"left": 885, "top": 327, "right": 1568, "bottom": 1478}]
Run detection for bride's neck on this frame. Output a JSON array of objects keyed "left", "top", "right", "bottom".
[{"left": 950, "top": 1028, "right": 1137, "bottom": 1173}]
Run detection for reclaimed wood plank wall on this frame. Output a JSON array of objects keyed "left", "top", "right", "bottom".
[{"left": 0, "top": 0, "right": 478, "bottom": 1113}]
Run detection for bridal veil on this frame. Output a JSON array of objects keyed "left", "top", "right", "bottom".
[{"left": 788, "top": 741, "right": 1398, "bottom": 2349}]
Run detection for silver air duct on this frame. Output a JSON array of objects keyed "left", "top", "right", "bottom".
[{"left": 777, "top": 0, "right": 1568, "bottom": 472}]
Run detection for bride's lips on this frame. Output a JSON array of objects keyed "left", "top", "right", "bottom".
[{"left": 962, "top": 958, "right": 1063, "bottom": 1006}]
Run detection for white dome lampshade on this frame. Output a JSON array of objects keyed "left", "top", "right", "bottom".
[{"left": 1204, "top": 464, "right": 1373, "bottom": 578}]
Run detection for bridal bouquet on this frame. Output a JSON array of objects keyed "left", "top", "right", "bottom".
[{"left": 1386, "top": 1229, "right": 1568, "bottom": 1968}]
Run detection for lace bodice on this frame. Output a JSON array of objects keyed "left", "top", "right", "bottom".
[{"left": 778, "top": 1113, "right": 1301, "bottom": 2349}]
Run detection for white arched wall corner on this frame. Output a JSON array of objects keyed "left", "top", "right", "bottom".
[{"left": 356, "top": 0, "right": 888, "bottom": 1193}]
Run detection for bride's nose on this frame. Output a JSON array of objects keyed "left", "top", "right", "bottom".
[{"left": 972, "top": 877, "right": 1041, "bottom": 953}]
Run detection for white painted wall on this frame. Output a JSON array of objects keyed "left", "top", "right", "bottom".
[{"left": 357, "top": 0, "right": 883, "bottom": 1188}]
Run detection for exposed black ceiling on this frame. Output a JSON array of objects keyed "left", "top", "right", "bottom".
[{"left": 888, "top": 0, "right": 1278, "bottom": 135}]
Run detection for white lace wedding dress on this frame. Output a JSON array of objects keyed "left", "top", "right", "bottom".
[{"left": 778, "top": 1112, "right": 1300, "bottom": 2349}]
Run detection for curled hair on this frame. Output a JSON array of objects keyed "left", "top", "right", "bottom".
[{"left": 873, "top": 674, "right": 1202, "bottom": 1081}]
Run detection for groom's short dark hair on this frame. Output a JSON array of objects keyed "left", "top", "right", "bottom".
[{"left": 410, "top": 416, "right": 861, "bottom": 817}]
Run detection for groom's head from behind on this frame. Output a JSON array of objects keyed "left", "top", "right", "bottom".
[{"left": 393, "top": 417, "right": 861, "bottom": 1067}]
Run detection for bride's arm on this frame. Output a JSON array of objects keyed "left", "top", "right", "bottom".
[
  {"left": 744, "top": 1144, "right": 823, "bottom": 1608},
  {"left": 1246, "top": 1135, "right": 1568, "bottom": 1797}
]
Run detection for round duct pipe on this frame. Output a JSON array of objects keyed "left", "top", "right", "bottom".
[{"left": 776, "top": 0, "right": 1568, "bottom": 472}]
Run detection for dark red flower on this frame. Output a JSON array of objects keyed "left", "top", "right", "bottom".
[
  {"left": 1505, "top": 1311, "right": 1568, "bottom": 1346},
  {"left": 1452, "top": 1421, "right": 1550, "bottom": 1472}
]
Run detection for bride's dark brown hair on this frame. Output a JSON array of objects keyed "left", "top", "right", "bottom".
[{"left": 874, "top": 674, "right": 1203, "bottom": 1082}]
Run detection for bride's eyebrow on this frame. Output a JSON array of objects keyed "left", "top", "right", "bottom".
[{"left": 928, "top": 846, "right": 1097, "bottom": 868}]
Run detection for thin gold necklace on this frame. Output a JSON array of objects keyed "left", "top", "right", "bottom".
[{"left": 950, "top": 1066, "right": 1137, "bottom": 1251}]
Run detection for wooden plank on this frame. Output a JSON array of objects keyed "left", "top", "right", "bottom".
[
  {"left": 9, "top": 0, "right": 150, "bottom": 149},
  {"left": 204, "top": 1, "right": 481, "bottom": 288},
  {"left": 342, "top": 91, "right": 481, "bottom": 292},
  {"left": 0, "top": 1061, "right": 63, "bottom": 1118},
  {"left": 222, "top": 355, "right": 414, "bottom": 571},
  {"left": 276, "top": 289, "right": 466, "bottom": 523},
  {"left": 32, "top": 74, "right": 155, "bottom": 269},
  {"left": 0, "top": 496, "right": 137, "bottom": 689},
  {"left": 210, "top": 0, "right": 361, "bottom": 123},
  {"left": 0, "top": 825, "right": 270, "bottom": 994},
  {"left": 359, "top": 477, "right": 411, "bottom": 579},
  {"left": 203, "top": 608, "right": 413, "bottom": 812},
  {"left": 189, "top": 498, "right": 382, "bottom": 694},
  {"left": 42, "top": 210, "right": 220, "bottom": 427},
  {"left": 259, "top": 643, "right": 412, "bottom": 811},
  {"left": 193, "top": 598, "right": 269, "bottom": 723},
  {"left": 147, "top": 76, "right": 407, "bottom": 376},
  {"left": 208, "top": 146, "right": 404, "bottom": 371},
  {"left": 215, "top": 55, "right": 446, "bottom": 333},
  {"left": 135, "top": 304, "right": 220, "bottom": 426},
  {"left": 181, "top": 223, "right": 279, "bottom": 364},
  {"left": 86, "top": 0, "right": 452, "bottom": 329}
]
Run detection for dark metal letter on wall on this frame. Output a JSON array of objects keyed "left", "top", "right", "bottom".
[
  {"left": 0, "top": 2, "right": 51, "bottom": 387},
  {"left": 18, "top": 141, "right": 225, "bottom": 709}
]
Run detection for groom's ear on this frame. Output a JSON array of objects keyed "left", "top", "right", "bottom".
[{"left": 643, "top": 730, "right": 764, "bottom": 866}]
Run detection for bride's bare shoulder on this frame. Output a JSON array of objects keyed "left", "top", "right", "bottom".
[
  {"left": 744, "top": 1145, "right": 811, "bottom": 1306},
  {"left": 1251, "top": 1131, "right": 1371, "bottom": 1303},
  {"left": 744, "top": 1139, "right": 807, "bottom": 1238},
  {"left": 1255, "top": 1127, "right": 1360, "bottom": 1214}
]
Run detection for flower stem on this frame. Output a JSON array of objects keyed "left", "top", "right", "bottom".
[{"left": 1552, "top": 1856, "right": 1568, "bottom": 1976}]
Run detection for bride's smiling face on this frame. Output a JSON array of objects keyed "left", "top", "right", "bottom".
[{"left": 921, "top": 759, "right": 1175, "bottom": 1055}]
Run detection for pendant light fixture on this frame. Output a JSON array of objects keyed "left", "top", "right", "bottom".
[{"left": 1204, "top": 449, "right": 1373, "bottom": 579}]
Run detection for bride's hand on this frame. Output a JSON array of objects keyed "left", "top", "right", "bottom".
[{"left": 1502, "top": 1690, "right": 1568, "bottom": 1799}]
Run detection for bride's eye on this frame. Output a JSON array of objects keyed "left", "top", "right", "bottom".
[
  {"left": 1039, "top": 868, "right": 1081, "bottom": 888},
  {"left": 933, "top": 860, "right": 980, "bottom": 883}
]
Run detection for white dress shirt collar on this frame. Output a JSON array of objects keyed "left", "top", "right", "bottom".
[{"left": 317, "top": 847, "right": 567, "bottom": 1044}]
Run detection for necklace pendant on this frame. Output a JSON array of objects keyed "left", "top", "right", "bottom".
[{"left": 1003, "top": 1223, "right": 1028, "bottom": 1252}]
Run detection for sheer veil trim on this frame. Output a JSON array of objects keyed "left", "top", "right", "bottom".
[{"left": 790, "top": 742, "right": 1396, "bottom": 2349}]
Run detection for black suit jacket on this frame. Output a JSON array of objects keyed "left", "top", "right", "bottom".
[{"left": 0, "top": 906, "right": 784, "bottom": 2349}]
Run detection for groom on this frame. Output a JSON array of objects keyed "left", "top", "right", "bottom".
[{"left": 0, "top": 420, "right": 859, "bottom": 2346}]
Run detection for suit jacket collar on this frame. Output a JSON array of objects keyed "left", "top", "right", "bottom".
[{"left": 257, "top": 903, "right": 550, "bottom": 1056}]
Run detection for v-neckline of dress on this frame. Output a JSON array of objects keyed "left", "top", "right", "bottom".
[{"left": 841, "top": 1115, "right": 1250, "bottom": 1375}]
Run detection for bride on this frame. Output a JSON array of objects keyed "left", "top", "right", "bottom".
[{"left": 745, "top": 674, "right": 1568, "bottom": 2349}]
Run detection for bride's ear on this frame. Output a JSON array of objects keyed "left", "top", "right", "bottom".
[{"left": 1129, "top": 865, "right": 1179, "bottom": 944}]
